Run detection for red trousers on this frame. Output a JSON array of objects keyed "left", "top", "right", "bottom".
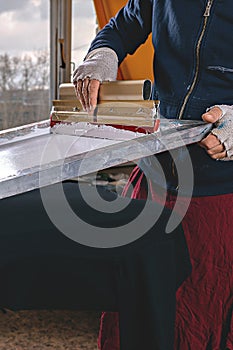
[{"left": 98, "top": 166, "right": 233, "bottom": 350}]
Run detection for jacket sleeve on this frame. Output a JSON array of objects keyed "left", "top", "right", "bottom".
[{"left": 88, "top": 0, "right": 153, "bottom": 64}]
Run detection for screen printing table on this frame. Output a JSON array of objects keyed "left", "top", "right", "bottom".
[
  {"left": 0, "top": 118, "right": 209, "bottom": 349},
  {"left": 0, "top": 181, "right": 191, "bottom": 350}
]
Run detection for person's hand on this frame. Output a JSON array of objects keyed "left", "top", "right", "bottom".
[
  {"left": 199, "top": 105, "right": 233, "bottom": 160},
  {"left": 199, "top": 106, "right": 226, "bottom": 160},
  {"left": 73, "top": 48, "right": 118, "bottom": 113},
  {"left": 74, "top": 78, "right": 100, "bottom": 113}
]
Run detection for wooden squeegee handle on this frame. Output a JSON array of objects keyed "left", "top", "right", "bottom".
[{"left": 98, "top": 79, "right": 152, "bottom": 101}]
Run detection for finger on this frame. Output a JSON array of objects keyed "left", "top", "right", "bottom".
[
  {"left": 199, "top": 133, "right": 223, "bottom": 150},
  {"left": 199, "top": 133, "right": 226, "bottom": 159},
  {"left": 209, "top": 150, "right": 227, "bottom": 160},
  {"left": 75, "top": 80, "right": 87, "bottom": 111},
  {"left": 73, "top": 80, "right": 79, "bottom": 99},
  {"left": 88, "top": 79, "right": 100, "bottom": 112},
  {"left": 206, "top": 143, "right": 225, "bottom": 156},
  {"left": 82, "top": 78, "right": 90, "bottom": 111},
  {"left": 201, "top": 106, "right": 223, "bottom": 123}
]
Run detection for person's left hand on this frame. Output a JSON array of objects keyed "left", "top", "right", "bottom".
[{"left": 199, "top": 105, "right": 233, "bottom": 161}]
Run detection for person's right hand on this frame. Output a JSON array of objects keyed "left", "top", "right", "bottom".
[
  {"left": 199, "top": 105, "right": 233, "bottom": 161},
  {"left": 74, "top": 78, "right": 100, "bottom": 113},
  {"left": 73, "top": 47, "right": 118, "bottom": 113}
]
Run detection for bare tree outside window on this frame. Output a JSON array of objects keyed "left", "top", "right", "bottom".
[
  {"left": 0, "top": 0, "right": 96, "bottom": 131},
  {"left": 0, "top": 0, "right": 50, "bottom": 131},
  {"left": 0, "top": 51, "right": 50, "bottom": 130}
]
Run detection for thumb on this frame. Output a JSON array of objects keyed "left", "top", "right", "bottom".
[{"left": 202, "top": 106, "right": 223, "bottom": 123}]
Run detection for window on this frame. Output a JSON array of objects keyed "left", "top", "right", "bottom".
[
  {"left": 71, "top": 0, "right": 96, "bottom": 72},
  {"left": 0, "top": 0, "right": 49, "bottom": 130},
  {"left": 0, "top": 0, "right": 97, "bottom": 131}
]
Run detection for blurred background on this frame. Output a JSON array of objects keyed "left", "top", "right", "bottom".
[{"left": 0, "top": 0, "right": 96, "bottom": 130}]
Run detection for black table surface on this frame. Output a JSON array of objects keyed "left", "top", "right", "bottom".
[{"left": 0, "top": 182, "right": 191, "bottom": 350}]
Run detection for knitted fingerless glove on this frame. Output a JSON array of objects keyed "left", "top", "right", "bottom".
[
  {"left": 210, "top": 105, "right": 233, "bottom": 161},
  {"left": 73, "top": 47, "right": 118, "bottom": 83}
]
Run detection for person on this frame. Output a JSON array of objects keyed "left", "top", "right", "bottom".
[{"left": 73, "top": 1, "right": 233, "bottom": 349}]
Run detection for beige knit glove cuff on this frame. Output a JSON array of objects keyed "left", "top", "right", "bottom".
[
  {"left": 73, "top": 47, "right": 118, "bottom": 83},
  {"left": 210, "top": 105, "right": 233, "bottom": 161}
]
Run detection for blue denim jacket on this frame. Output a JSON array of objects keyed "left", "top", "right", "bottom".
[{"left": 89, "top": 0, "right": 233, "bottom": 196}]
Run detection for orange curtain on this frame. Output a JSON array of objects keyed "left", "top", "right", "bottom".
[{"left": 93, "top": 0, "right": 154, "bottom": 81}]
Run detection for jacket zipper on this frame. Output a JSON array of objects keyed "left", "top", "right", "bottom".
[
  {"left": 178, "top": 0, "right": 214, "bottom": 119},
  {"left": 172, "top": 0, "right": 214, "bottom": 187}
]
